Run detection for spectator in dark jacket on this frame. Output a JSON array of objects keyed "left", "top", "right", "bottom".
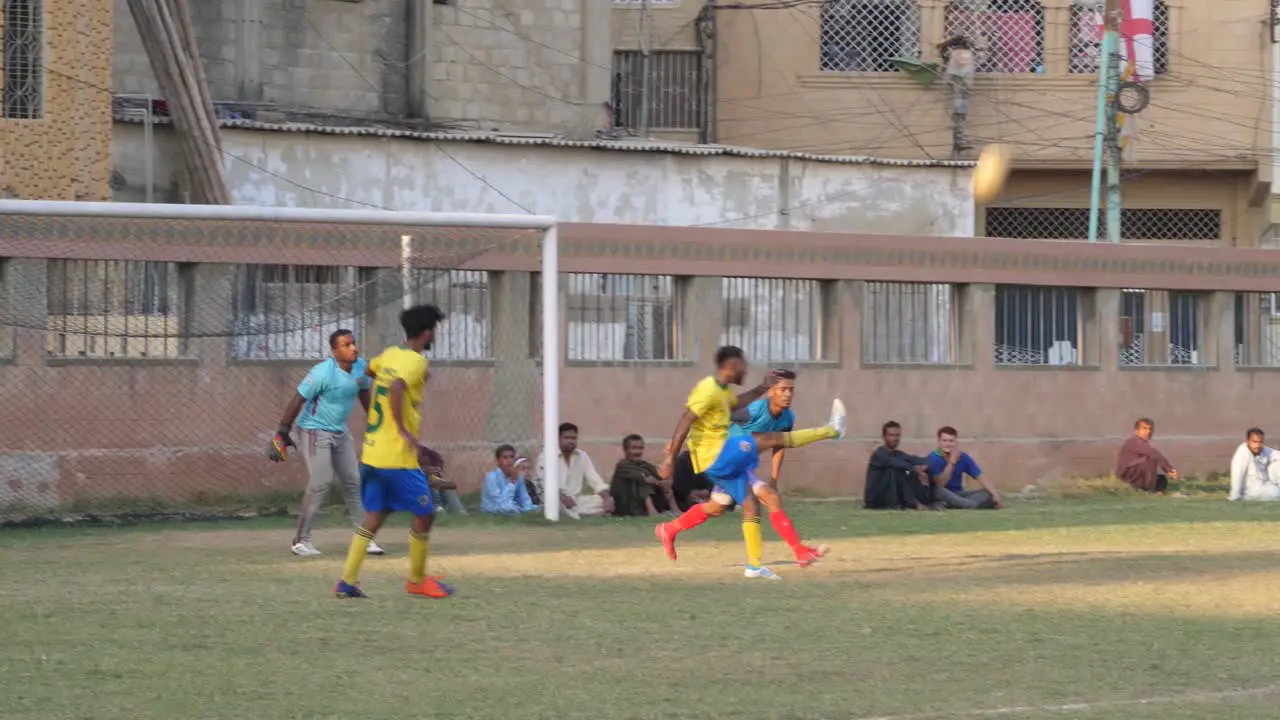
[{"left": 865, "top": 421, "right": 932, "bottom": 510}]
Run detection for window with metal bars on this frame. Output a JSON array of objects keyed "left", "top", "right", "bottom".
[
  {"left": 1120, "top": 289, "right": 1205, "bottom": 366},
  {"left": 944, "top": 0, "right": 1044, "bottom": 74},
  {"left": 557, "top": 273, "right": 680, "bottom": 361},
  {"left": 611, "top": 50, "right": 704, "bottom": 131},
  {"left": 1234, "top": 292, "right": 1280, "bottom": 367},
  {"left": 45, "top": 260, "right": 187, "bottom": 359},
  {"left": 2, "top": 0, "right": 43, "bottom": 119},
  {"left": 231, "top": 264, "right": 364, "bottom": 360},
  {"left": 1069, "top": 0, "right": 1168, "bottom": 76},
  {"left": 411, "top": 269, "right": 491, "bottom": 361},
  {"left": 819, "top": 0, "right": 922, "bottom": 72},
  {"left": 985, "top": 208, "right": 1222, "bottom": 241},
  {"left": 721, "top": 278, "right": 827, "bottom": 362},
  {"left": 994, "top": 286, "right": 1081, "bottom": 365},
  {"left": 862, "top": 281, "right": 957, "bottom": 364}
]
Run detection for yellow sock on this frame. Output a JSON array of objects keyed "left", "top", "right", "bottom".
[
  {"left": 408, "top": 530, "right": 429, "bottom": 583},
  {"left": 341, "top": 527, "right": 374, "bottom": 585},
  {"left": 743, "top": 516, "right": 763, "bottom": 568},
  {"left": 783, "top": 426, "right": 838, "bottom": 448}
]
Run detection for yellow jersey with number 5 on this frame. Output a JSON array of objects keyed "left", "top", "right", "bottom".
[{"left": 362, "top": 346, "right": 429, "bottom": 469}]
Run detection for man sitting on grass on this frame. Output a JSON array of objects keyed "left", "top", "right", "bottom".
[
  {"left": 864, "top": 421, "right": 932, "bottom": 510},
  {"left": 1229, "top": 427, "right": 1280, "bottom": 502},
  {"left": 611, "top": 434, "right": 677, "bottom": 517},
  {"left": 1116, "top": 417, "right": 1179, "bottom": 494},
  {"left": 481, "top": 444, "right": 541, "bottom": 515},
  {"left": 927, "top": 426, "right": 1001, "bottom": 509}
]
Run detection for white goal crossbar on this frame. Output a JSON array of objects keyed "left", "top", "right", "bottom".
[{"left": 0, "top": 200, "right": 567, "bottom": 522}]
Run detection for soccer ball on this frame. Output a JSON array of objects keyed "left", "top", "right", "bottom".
[{"left": 971, "top": 144, "right": 1012, "bottom": 204}]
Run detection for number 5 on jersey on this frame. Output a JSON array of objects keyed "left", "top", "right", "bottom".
[{"left": 366, "top": 384, "right": 390, "bottom": 435}]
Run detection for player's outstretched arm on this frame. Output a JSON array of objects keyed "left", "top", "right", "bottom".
[
  {"left": 659, "top": 409, "right": 698, "bottom": 480},
  {"left": 770, "top": 448, "right": 785, "bottom": 486},
  {"left": 734, "top": 370, "right": 783, "bottom": 408},
  {"left": 357, "top": 388, "right": 371, "bottom": 415}
]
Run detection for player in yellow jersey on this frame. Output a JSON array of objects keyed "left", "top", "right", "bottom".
[
  {"left": 334, "top": 304, "right": 455, "bottom": 600},
  {"left": 655, "top": 346, "right": 846, "bottom": 568}
]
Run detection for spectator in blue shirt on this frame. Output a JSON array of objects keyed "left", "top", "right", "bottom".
[
  {"left": 926, "top": 426, "right": 1001, "bottom": 509},
  {"left": 481, "top": 444, "right": 540, "bottom": 515}
]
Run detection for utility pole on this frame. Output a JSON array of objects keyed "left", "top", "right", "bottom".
[
  {"left": 1103, "top": 0, "right": 1123, "bottom": 242},
  {"left": 1087, "top": 0, "right": 1120, "bottom": 242},
  {"left": 638, "top": 0, "right": 653, "bottom": 137}
]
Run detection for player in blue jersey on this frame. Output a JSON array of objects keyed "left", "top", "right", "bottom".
[
  {"left": 656, "top": 348, "right": 846, "bottom": 569},
  {"left": 269, "top": 329, "right": 384, "bottom": 558},
  {"left": 730, "top": 369, "right": 796, "bottom": 580}
]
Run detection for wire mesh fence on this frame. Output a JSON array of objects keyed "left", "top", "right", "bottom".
[
  {"left": 0, "top": 208, "right": 551, "bottom": 525},
  {"left": 944, "top": 0, "right": 1045, "bottom": 74},
  {"left": 819, "top": 0, "right": 922, "bottom": 72},
  {"left": 984, "top": 207, "right": 1223, "bottom": 242}
]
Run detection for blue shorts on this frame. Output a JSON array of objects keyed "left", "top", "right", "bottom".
[
  {"left": 703, "top": 435, "right": 764, "bottom": 505},
  {"left": 360, "top": 464, "right": 436, "bottom": 517}
]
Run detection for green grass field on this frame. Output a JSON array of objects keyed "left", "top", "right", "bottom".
[{"left": 4, "top": 497, "right": 1280, "bottom": 719}]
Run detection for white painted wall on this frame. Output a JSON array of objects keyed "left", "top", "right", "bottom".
[{"left": 113, "top": 124, "right": 975, "bottom": 236}]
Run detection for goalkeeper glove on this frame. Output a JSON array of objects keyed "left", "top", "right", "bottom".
[{"left": 267, "top": 425, "right": 296, "bottom": 462}]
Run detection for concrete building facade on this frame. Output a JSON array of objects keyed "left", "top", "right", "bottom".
[
  {"left": 111, "top": 120, "right": 976, "bottom": 234},
  {"left": 713, "top": 0, "right": 1273, "bottom": 246},
  {"left": 0, "top": 0, "right": 114, "bottom": 201},
  {"left": 111, "top": 0, "right": 612, "bottom": 136}
]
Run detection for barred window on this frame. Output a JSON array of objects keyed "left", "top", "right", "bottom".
[
  {"left": 1069, "top": 0, "right": 1167, "bottom": 76},
  {"left": 944, "top": 0, "right": 1044, "bottom": 74},
  {"left": 1120, "top": 289, "right": 1205, "bottom": 366},
  {"left": 566, "top": 273, "right": 678, "bottom": 361},
  {"left": 722, "top": 278, "right": 827, "bottom": 362},
  {"left": 994, "top": 286, "right": 1081, "bottom": 365},
  {"left": 862, "top": 282, "right": 957, "bottom": 364},
  {"left": 412, "top": 269, "right": 490, "bottom": 360},
  {"left": 46, "top": 260, "right": 186, "bottom": 358},
  {"left": 820, "top": 0, "right": 922, "bottom": 72},
  {"left": 612, "top": 50, "right": 704, "bottom": 131},
  {"left": 232, "top": 265, "right": 363, "bottom": 360},
  {"left": 1234, "top": 292, "right": 1280, "bottom": 367},
  {"left": 2, "top": 0, "right": 43, "bottom": 119},
  {"left": 985, "top": 208, "right": 1221, "bottom": 241}
]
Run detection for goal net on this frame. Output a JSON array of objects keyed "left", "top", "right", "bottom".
[{"left": 0, "top": 201, "right": 566, "bottom": 525}]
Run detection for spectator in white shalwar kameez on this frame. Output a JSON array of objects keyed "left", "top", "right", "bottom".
[
  {"left": 1228, "top": 428, "right": 1280, "bottom": 502},
  {"left": 535, "top": 422, "right": 615, "bottom": 519}
]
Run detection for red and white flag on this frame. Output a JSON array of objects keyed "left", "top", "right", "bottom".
[{"left": 1095, "top": 0, "right": 1156, "bottom": 82}]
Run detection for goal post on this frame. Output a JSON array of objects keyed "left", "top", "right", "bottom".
[{"left": 0, "top": 200, "right": 565, "bottom": 524}]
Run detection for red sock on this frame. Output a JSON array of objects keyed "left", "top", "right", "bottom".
[
  {"left": 769, "top": 510, "right": 802, "bottom": 549},
  {"left": 670, "top": 504, "right": 709, "bottom": 533}
]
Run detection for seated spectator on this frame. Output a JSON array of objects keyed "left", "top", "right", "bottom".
[
  {"left": 514, "top": 456, "right": 541, "bottom": 505},
  {"left": 926, "top": 426, "right": 1000, "bottom": 509},
  {"left": 611, "top": 434, "right": 677, "bottom": 517},
  {"left": 672, "top": 449, "right": 714, "bottom": 511},
  {"left": 1116, "top": 417, "right": 1179, "bottom": 493},
  {"left": 1229, "top": 427, "right": 1280, "bottom": 502},
  {"left": 481, "top": 444, "right": 541, "bottom": 515},
  {"left": 865, "top": 421, "right": 933, "bottom": 510},
  {"left": 421, "top": 446, "right": 468, "bottom": 515},
  {"left": 535, "top": 422, "right": 614, "bottom": 519}
]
